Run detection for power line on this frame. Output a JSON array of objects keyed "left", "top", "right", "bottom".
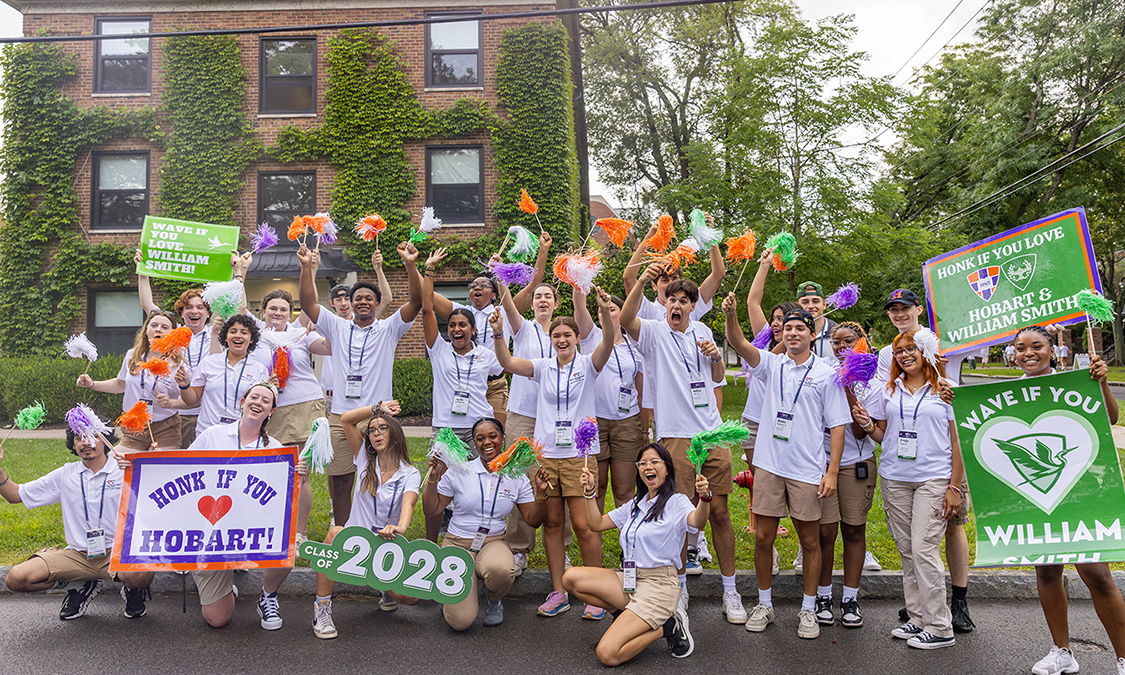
[{"left": 889, "top": 0, "right": 968, "bottom": 82}]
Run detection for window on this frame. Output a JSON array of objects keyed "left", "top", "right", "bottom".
[
  {"left": 89, "top": 290, "right": 143, "bottom": 356},
  {"left": 92, "top": 153, "right": 149, "bottom": 230},
  {"left": 258, "top": 172, "right": 316, "bottom": 247},
  {"left": 260, "top": 38, "right": 316, "bottom": 114},
  {"left": 426, "top": 146, "right": 483, "bottom": 224},
  {"left": 95, "top": 18, "right": 151, "bottom": 93},
  {"left": 426, "top": 14, "right": 482, "bottom": 88}
]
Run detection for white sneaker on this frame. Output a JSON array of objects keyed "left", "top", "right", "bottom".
[
  {"left": 797, "top": 608, "right": 820, "bottom": 639},
  {"left": 697, "top": 535, "right": 713, "bottom": 563},
  {"left": 257, "top": 591, "right": 283, "bottom": 630},
  {"left": 863, "top": 550, "right": 881, "bottom": 571},
  {"left": 771, "top": 547, "right": 780, "bottom": 576},
  {"left": 745, "top": 603, "right": 775, "bottom": 632},
  {"left": 295, "top": 532, "right": 308, "bottom": 547},
  {"left": 564, "top": 554, "right": 572, "bottom": 570},
  {"left": 678, "top": 582, "right": 689, "bottom": 613},
  {"left": 1032, "top": 646, "right": 1079, "bottom": 675},
  {"left": 793, "top": 549, "right": 804, "bottom": 575},
  {"left": 722, "top": 589, "right": 747, "bottom": 624},
  {"left": 379, "top": 590, "right": 399, "bottom": 612},
  {"left": 312, "top": 600, "right": 337, "bottom": 639},
  {"left": 513, "top": 552, "right": 528, "bottom": 578},
  {"left": 1117, "top": 657, "right": 1124, "bottom": 675}
]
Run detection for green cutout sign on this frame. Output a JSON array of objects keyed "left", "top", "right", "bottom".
[
  {"left": 299, "top": 528, "right": 475, "bottom": 604},
  {"left": 136, "top": 216, "right": 240, "bottom": 283}
]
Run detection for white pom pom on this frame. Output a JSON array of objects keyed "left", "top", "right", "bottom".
[
  {"left": 64, "top": 333, "right": 98, "bottom": 362},
  {"left": 303, "top": 417, "right": 333, "bottom": 474},
  {"left": 419, "top": 207, "right": 443, "bottom": 233},
  {"left": 913, "top": 327, "right": 941, "bottom": 366}
]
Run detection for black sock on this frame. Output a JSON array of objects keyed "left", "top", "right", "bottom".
[
  {"left": 611, "top": 609, "right": 623, "bottom": 621},
  {"left": 952, "top": 585, "right": 967, "bottom": 602},
  {"left": 662, "top": 616, "right": 676, "bottom": 638}
]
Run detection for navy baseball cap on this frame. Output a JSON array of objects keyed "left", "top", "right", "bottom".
[
  {"left": 884, "top": 289, "right": 920, "bottom": 310},
  {"left": 330, "top": 284, "right": 350, "bottom": 300},
  {"left": 782, "top": 309, "right": 815, "bottom": 332}
]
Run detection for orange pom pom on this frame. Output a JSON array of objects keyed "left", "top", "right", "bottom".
[
  {"left": 772, "top": 253, "right": 790, "bottom": 272},
  {"left": 151, "top": 326, "right": 193, "bottom": 355},
  {"left": 725, "top": 231, "right": 757, "bottom": 263},
  {"left": 355, "top": 214, "right": 387, "bottom": 242},
  {"left": 116, "top": 401, "right": 152, "bottom": 434},
  {"left": 304, "top": 214, "right": 327, "bottom": 234},
  {"left": 137, "top": 358, "right": 172, "bottom": 379},
  {"left": 519, "top": 189, "right": 538, "bottom": 215},
  {"left": 272, "top": 347, "right": 291, "bottom": 389},
  {"left": 594, "top": 218, "right": 633, "bottom": 248},
  {"left": 645, "top": 215, "right": 675, "bottom": 252},
  {"left": 853, "top": 337, "right": 870, "bottom": 354},
  {"left": 488, "top": 436, "right": 544, "bottom": 473},
  {"left": 287, "top": 216, "right": 307, "bottom": 241}
]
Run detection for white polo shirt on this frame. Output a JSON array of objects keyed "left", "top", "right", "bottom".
[
  {"left": 190, "top": 351, "right": 271, "bottom": 433},
  {"left": 867, "top": 378, "right": 956, "bottom": 483},
  {"left": 578, "top": 326, "right": 644, "bottom": 420},
  {"left": 810, "top": 318, "right": 839, "bottom": 366},
  {"left": 638, "top": 295, "right": 713, "bottom": 323},
  {"left": 19, "top": 459, "right": 125, "bottom": 553},
  {"left": 877, "top": 343, "right": 965, "bottom": 384},
  {"left": 429, "top": 340, "right": 503, "bottom": 429},
  {"left": 821, "top": 384, "right": 879, "bottom": 466},
  {"left": 346, "top": 452, "right": 421, "bottom": 531},
  {"left": 189, "top": 421, "right": 284, "bottom": 450},
  {"left": 116, "top": 350, "right": 182, "bottom": 422},
  {"left": 530, "top": 353, "right": 601, "bottom": 459},
  {"left": 317, "top": 310, "right": 414, "bottom": 416},
  {"left": 437, "top": 459, "right": 534, "bottom": 538},
  {"left": 609, "top": 493, "right": 699, "bottom": 569},
  {"left": 635, "top": 318, "right": 721, "bottom": 439},
  {"left": 250, "top": 318, "right": 323, "bottom": 407},
  {"left": 181, "top": 327, "right": 211, "bottom": 416},
  {"left": 452, "top": 300, "right": 508, "bottom": 347},
  {"left": 749, "top": 351, "right": 851, "bottom": 485},
  {"left": 506, "top": 318, "right": 553, "bottom": 418}
]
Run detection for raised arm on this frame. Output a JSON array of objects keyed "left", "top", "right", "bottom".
[
  {"left": 572, "top": 287, "right": 593, "bottom": 340},
  {"left": 297, "top": 244, "right": 322, "bottom": 324},
  {"left": 421, "top": 458, "right": 454, "bottom": 518},
  {"left": 696, "top": 213, "right": 726, "bottom": 304},
  {"left": 746, "top": 245, "right": 775, "bottom": 333},
  {"left": 622, "top": 263, "right": 659, "bottom": 342},
  {"left": 233, "top": 251, "right": 252, "bottom": 315},
  {"left": 490, "top": 309, "right": 534, "bottom": 378},
  {"left": 341, "top": 401, "right": 395, "bottom": 460},
  {"left": 511, "top": 230, "right": 552, "bottom": 313},
  {"left": 721, "top": 291, "right": 761, "bottom": 367},
  {"left": 499, "top": 278, "right": 524, "bottom": 335},
  {"left": 422, "top": 248, "right": 447, "bottom": 349},
  {"left": 396, "top": 241, "right": 423, "bottom": 323},
  {"left": 371, "top": 250, "right": 394, "bottom": 319},
  {"left": 1091, "top": 354, "right": 1119, "bottom": 424},
  {"left": 134, "top": 249, "right": 158, "bottom": 314},
  {"left": 590, "top": 288, "right": 617, "bottom": 372},
  {"left": 623, "top": 223, "right": 657, "bottom": 297}
]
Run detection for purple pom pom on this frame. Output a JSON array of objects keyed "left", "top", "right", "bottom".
[
  {"left": 489, "top": 261, "right": 536, "bottom": 287},
  {"left": 826, "top": 282, "right": 860, "bottom": 310},
  {"left": 250, "top": 222, "right": 279, "bottom": 253},
  {"left": 751, "top": 324, "right": 773, "bottom": 349},
  {"left": 834, "top": 349, "right": 878, "bottom": 389},
  {"left": 318, "top": 217, "right": 338, "bottom": 245},
  {"left": 735, "top": 358, "right": 753, "bottom": 388},
  {"left": 575, "top": 417, "right": 599, "bottom": 457}
]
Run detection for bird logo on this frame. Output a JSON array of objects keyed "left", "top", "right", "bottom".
[
  {"left": 207, "top": 235, "right": 224, "bottom": 249},
  {"left": 992, "top": 432, "right": 1074, "bottom": 495}
]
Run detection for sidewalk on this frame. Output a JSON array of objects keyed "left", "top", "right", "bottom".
[{"left": 3, "top": 426, "right": 436, "bottom": 439}]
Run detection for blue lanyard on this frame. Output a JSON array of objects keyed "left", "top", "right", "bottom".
[
  {"left": 236, "top": 425, "right": 262, "bottom": 449},
  {"left": 376, "top": 473, "right": 403, "bottom": 527},
  {"left": 224, "top": 353, "right": 250, "bottom": 412},
  {"left": 455, "top": 351, "right": 476, "bottom": 385},
  {"left": 556, "top": 357, "right": 576, "bottom": 415},
  {"left": 621, "top": 502, "right": 646, "bottom": 561},
  {"left": 532, "top": 322, "right": 552, "bottom": 358},
  {"left": 899, "top": 385, "right": 931, "bottom": 430},
  {"left": 348, "top": 324, "right": 373, "bottom": 372},
  {"left": 670, "top": 328, "right": 701, "bottom": 377},
  {"left": 189, "top": 331, "right": 207, "bottom": 368},
  {"left": 478, "top": 473, "right": 502, "bottom": 522},
  {"left": 780, "top": 355, "right": 815, "bottom": 412},
  {"left": 80, "top": 472, "right": 109, "bottom": 530},
  {"left": 612, "top": 339, "right": 637, "bottom": 383}
]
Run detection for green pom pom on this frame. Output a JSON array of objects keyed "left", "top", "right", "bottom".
[
  {"left": 688, "top": 420, "right": 751, "bottom": 471},
  {"left": 764, "top": 232, "right": 798, "bottom": 266},
  {"left": 15, "top": 401, "right": 46, "bottom": 430},
  {"left": 430, "top": 427, "right": 473, "bottom": 472},
  {"left": 1076, "top": 289, "right": 1115, "bottom": 325},
  {"left": 409, "top": 227, "right": 428, "bottom": 244},
  {"left": 496, "top": 440, "right": 540, "bottom": 479},
  {"left": 210, "top": 296, "right": 242, "bottom": 321}
]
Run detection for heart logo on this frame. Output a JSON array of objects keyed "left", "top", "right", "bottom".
[
  {"left": 197, "top": 495, "right": 233, "bottom": 525},
  {"left": 974, "top": 410, "right": 1098, "bottom": 514}
]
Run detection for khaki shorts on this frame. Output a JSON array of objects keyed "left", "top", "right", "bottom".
[
  {"left": 740, "top": 417, "right": 759, "bottom": 462},
  {"left": 616, "top": 565, "right": 680, "bottom": 630},
  {"left": 540, "top": 456, "right": 587, "bottom": 498},
  {"left": 192, "top": 570, "right": 235, "bottom": 606},
  {"left": 597, "top": 416, "right": 644, "bottom": 463},
  {"left": 486, "top": 377, "right": 508, "bottom": 424},
  {"left": 820, "top": 459, "right": 877, "bottom": 526},
  {"left": 751, "top": 467, "right": 822, "bottom": 522},
  {"left": 30, "top": 548, "right": 115, "bottom": 583},
  {"left": 180, "top": 415, "right": 199, "bottom": 448},
  {"left": 659, "top": 437, "right": 734, "bottom": 497},
  {"left": 326, "top": 412, "right": 355, "bottom": 477},
  {"left": 503, "top": 412, "right": 535, "bottom": 448},
  {"left": 120, "top": 413, "right": 181, "bottom": 451},
  {"left": 269, "top": 398, "right": 323, "bottom": 445},
  {"left": 949, "top": 479, "right": 972, "bottom": 526}
]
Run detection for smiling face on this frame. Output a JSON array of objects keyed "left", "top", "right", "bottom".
[
  {"left": 770, "top": 307, "right": 786, "bottom": 340},
  {"left": 532, "top": 286, "right": 558, "bottom": 322},
  {"left": 467, "top": 277, "right": 494, "bottom": 310},
  {"left": 180, "top": 297, "right": 210, "bottom": 332},
  {"left": 72, "top": 435, "right": 106, "bottom": 461},
  {"left": 636, "top": 447, "right": 667, "bottom": 493},
  {"left": 474, "top": 422, "right": 504, "bottom": 466},
  {"left": 225, "top": 322, "right": 253, "bottom": 357},
  {"left": 551, "top": 323, "right": 578, "bottom": 360},
  {"left": 797, "top": 294, "right": 825, "bottom": 319},
  {"left": 781, "top": 319, "right": 813, "bottom": 355},
  {"left": 330, "top": 294, "right": 352, "bottom": 317},
  {"left": 831, "top": 325, "right": 861, "bottom": 360},
  {"left": 447, "top": 313, "right": 475, "bottom": 352},
  {"left": 893, "top": 338, "right": 923, "bottom": 375},
  {"left": 240, "top": 385, "right": 276, "bottom": 423},
  {"left": 665, "top": 290, "right": 696, "bottom": 332},
  {"left": 1014, "top": 330, "right": 1053, "bottom": 377},
  {"left": 263, "top": 298, "right": 291, "bottom": 331},
  {"left": 351, "top": 288, "right": 378, "bottom": 322},
  {"left": 886, "top": 302, "right": 923, "bottom": 333},
  {"left": 146, "top": 314, "right": 175, "bottom": 343}
]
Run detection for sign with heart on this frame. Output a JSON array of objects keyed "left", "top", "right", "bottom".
[{"left": 953, "top": 370, "right": 1125, "bottom": 567}]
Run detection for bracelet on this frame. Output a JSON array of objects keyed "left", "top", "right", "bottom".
[
  {"left": 0, "top": 475, "right": 9, "bottom": 487},
  {"left": 583, "top": 491, "right": 596, "bottom": 500},
  {"left": 535, "top": 491, "right": 547, "bottom": 501},
  {"left": 178, "top": 384, "right": 189, "bottom": 390},
  {"left": 946, "top": 485, "right": 962, "bottom": 496},
  {"left": 373, "top": 401, "right": 382, "bottom": 415},
  {"left": 233, "top": 274, "right": 244, "bottom": 279},
  {"left": 492, "top": 334, "right": 504, "bottom": 340},
  {"left": 862, "top": 423, "right": 874, "bottom": 432},
  {"left": 698, "top": 492, "right": 713, "bottom": 502},
  {"left": 709, "top": 355, "right": 721, "bottom": 362}
]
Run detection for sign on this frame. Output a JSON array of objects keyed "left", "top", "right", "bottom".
[
  {"left": 923, "top": 207, "right": 1101, "bottom": 355},
  {"left": 952, "top": 370, "right": 1125, "bottom": 566},
  {"left": 1076, "top": 353, "right": 1091, "bottom": 369},
  {"left": 111, "top": 447, "right": 299, "bottom": 572},
  {"left": 136, "top": 216, "right": 240, "bottom": 283},
  {"left": 300, "top": 528, "right": 474, "bottom": 605}
]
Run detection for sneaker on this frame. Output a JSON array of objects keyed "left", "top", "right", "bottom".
[
  {"left": 839, "top": 598, "right": 863, "bottom": 628},
  {"left": 745, "top": 603, "right": 775, "bottom": 632},
  {"left": 771, "top": 547, "right": 780, "bottom": 576},
  {"left": 814, "top": 595, "right": 834, "bottom": 626},
  {"left": 295, "top": 532, "right": 308, "bottom": 547},
  {"left": 312, "top": 599, "right": 337, "bottom": 639},
  {"left": 797, "top": 608, "right": 820, "bottom": 639},
  {"left": 564, "top": 554, "right": 572, "bottom": 570},
  {"left": 1117, "top": 657, "right": 1124, "bottom": 675},
  {"left": 951, "top": 598, "right": 975, "bottom": 633},
  {"left": 1032, "top": 646, "right": 1079, "bottom": 675},
  {"left": 665, "top": 607, "right": 694, "bottom": 658},
  {"left": 891, "top": 621, "right": 923, "bottom": 639},
  {"left": 863, "top": 550, "right": 882, "bottom": 571},
  {"left": 379, "top": 590, "right": 399, "bottom": 612},
  {"left": 59, "top": 579, "right": 103, "bottom": 620},
  {"left": 537, "top": 590, "right": 570, "bottom": 617},
  {"left": 484, "top": 600, "right": 504, "bottom": 627},
  {"left": 121, "top": 585, "right": 151, "bottom": 619},
  {"left": 898, "top": 607, "right": 909, "bottom": 622},
  {"left": 582, "top": 604, "right": 606, "bottom": 620},
  {"left": 793, "top": 548, "right": 803, "bottom": 575},
  {"left": 907, "top": 631, "right": 955, "bottom": 650},
  {"left": 257, "top": 590, "right": 283, "bottom": 630},
  {"left": 697, "top": 536, "right": 713, "bottom": 562},
  {"left": 513, "top": 552, "right": 528, "bottom": 578},
  {"left": 722, "top": 589, "right": 747, "bottom": 624},
  {"left": 678, "top": 582, "right": 689, "bottom": 613},
  {"left": 685, "top": 546, "right": 703, "bottom": 575}
]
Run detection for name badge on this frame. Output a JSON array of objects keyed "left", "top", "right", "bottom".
[
  {"left": 86, "top": 529, "right": 107, "bottom": 559},
  {"left": 622, "top": 560, "right": 637, "bottom": 593},
  {"left": 773, "top": 411, "right": 794, "bottom": 441},
  {"left": 555, "top": 420, "right": 573, "bottom": 447},
  {"left": 451, "top": 391, "right": 470, "bottom": 416},
  {"left": 898, "top": 431, "right": 918, "bottom": 460},
  {"left": 690, "top": 381, "right": 709, "bottom": 408},
  {"left": 219, "top": 416, "right": 237, "bottom": 425},
  {"left": 345, "top": 374, "right": 362, "bottom": 399},
  {"left": 617, "top": 387, "right": 633, "bottom": 413},
  {"left": 140, "top": 398, "right": 154, "bottom": 408},
  {"left": 471, "top": 526, "right": 489, "bottom": 553}
]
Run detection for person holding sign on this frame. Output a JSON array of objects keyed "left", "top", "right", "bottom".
[
  {"left": 490, "top": 289, "right": 617, "bottom": 619},
  {"left": 562, "top": 442, "right": 706, "bottom": 663},
  {"left": 77, "top": 310, "right": 185, "bottom": 451},
  {"left": 312, "top": 401, "right": 418, "bottom": 639},
  {"left": 1, "top": 429, "right": 155, "bottom": 620},
  {"left": 852, "top": 330, "right": 962, "bottom": 650},
  {"left": 422, "top": 417, "right": 550, "bottom": 630}
]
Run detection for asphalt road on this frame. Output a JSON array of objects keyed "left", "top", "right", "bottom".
[{"left": 1, "top": 594, "right": 1119, "bottom": 675}]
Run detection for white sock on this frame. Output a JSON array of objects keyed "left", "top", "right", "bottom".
[
  {"left": 801, "top": 593, "right": 816, "bottom": 612},
  {"left": 817, "top": 584, "right": 832, "bottom": 599},
  {"left": 722, "top": 574, "right": 737, "bottom": 593},
  {"left": 678, "top": 573, "right": 687, "bottom": 586},
  {"left": 842, "top": 585, "right": 859, "bottom": 603},
  {"left": 316, "top": 595, "right": 331, "bottom": 603},
  {"left": 758, "top": 587, "right": 772, "bottom": 608}
]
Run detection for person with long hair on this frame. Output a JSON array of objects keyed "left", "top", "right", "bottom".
[
  {"left": 562, "top": 442, "right": 709, "bottom": 663},
  {"left": 422, "top": 417, "right": 550, "bottom": 630},
  {"left": 77, "top": 310, "right": 185, "bottom": 451},
  {"left": 312, "top": 401, "right": 420, "bottom": 639}
]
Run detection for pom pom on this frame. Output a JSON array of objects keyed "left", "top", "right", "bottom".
[
  {"left": 137, "top": 357, "right": 172, "bottom": 379},
  {"left": 489, "top": 437, "right": 544, "bottom": 479},
  {"left": 751, "top": 324, "right": 773, "bottom": 349},
  {"left": 260, "top": 328, "right": 296, "bottom": 351},
  {"left": 835, "top": 348, "right": 879, "bottom": 390},
  {"left": 302, "top": 417, "right": 333, "bottom": 474},
  {"left": 1076, "top": 289, "right": 1115, "bottom": 325},
  {"left": 428, "top": 427, "right": 474, "bottom": 475},
  {"left": 645, "top": 238, "right": 698, "bottom": 273},
  {"left": 64, "top": 333, "right": 98, "bottom": 362},
  {"left": 574, "top": 417, "right": 599, "bottom": 458},
  {"left": 303, "top": 214, "right": 327, "bottom": 235},
  {"left": 355, "top": 214, "right": 387, "bottom": 242},
  {"left": 506, "top": 225, "right": 539, "bottom": 263},
  {"left": 490, "top": 260, "right": 536, "bottom": 287},
  {"left": 734, "top": 358, "right": 753, "bottom": 389},
  {"left": 725, "top": 231, "right": 757, "bottom": 263},
  {"left": 287, "top": 216, "right": 307, "bottom": 241},
  {"left": 14, "top": 401, "right": 46, "bottom": 431},
  {"left": 408, "top": 227, "right": 427, "bottom": 243},
  {"left": 554, "top": 250, "right": 603, "bottom": 294},
  {"left": 687, "top": 420, "right": 750, "bottom": 471},
  {"left": 764, "top": 232, "right": 798, "bottom": 271},
  {"left": 250, "top": 222, "right": 279, "bottom": 253},
  {"left": 151, "top": 327, "right": 192, "bottom": 356},
  {"left": 272, "top": 347, "right": 291, "bottom": 389},
  {"left": 314, "top": 213, "right": 338, "bottom": 245},
  {"left": 853, "top": 337, "right": 870, "bottom": 354},
  {"left": 419, "top": 206, "right": 443, "bottom": 234},
  {"left": 115, "top": 401, "right": 152, "bottom": 435},
  {"left": 518, "top": 189, "right": 539, "bottom": 215},
  {"left": 65, "top": 403, "right": 113, "bottom": 446},
  {"left": 913, "top": 327, "right": 941, "bottom": 367},
  {"left": 201, "top": 279, "right": 244, "bottom": 320},
  {"left": 594, "top": 218, "right": 633, "bottom": 248},
  {"left": 826, "top": 282, "right": 860, "bottom": 310},
  {"left": 645, "top": 214, "right": 675, "bottom": 252},
  {"left": 689, "top": 209, "right": 723, "bottom": 249}
]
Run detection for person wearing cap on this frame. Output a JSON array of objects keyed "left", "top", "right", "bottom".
[
  {"left": 795, "top": 281, "right": 838, "bottom": 365},
  {"left": 721, "top": 295, "right": 850, "bottom": 640}
]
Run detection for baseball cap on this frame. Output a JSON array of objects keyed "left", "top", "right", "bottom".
[
  {"left": 884, "top": 289, "right": 921, "bottom": 310},
  {"left": 329, "top": 284, "right": 350, "bottom": 300},
  {"left": 782, "top": 309, "right": 815, "bottom": 332},
  {"left": 796, "top": 281, "right": 824, "bottom": 299}
]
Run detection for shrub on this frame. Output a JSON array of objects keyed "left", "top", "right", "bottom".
[
  {"left": 0, "top": 356, "right": 124, "bottom": 424},
  {"left": 392, "top": 358, "right": 433, "bottom": 418}
]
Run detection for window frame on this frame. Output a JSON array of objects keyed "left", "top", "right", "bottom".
[
  {"left": 94, "top": 16, "right": 152, "bottom": 94},
  {"left": 425, "top": 145, "right": 485, "bottom": 225},
  {"left": 257, "top": 171, "right": 317, "bottom": 247},
  {"left": 88, "top": 288, "right": 144, "bottom": 357},
  {"left": 91, "top": 151, "right": 150, "bottom": 231},
  {"left": 424, "top": 12, "right": 483, "bottom": 89},
  {"left": 259, "top": 37, "right": 318, "bottom": 115}
]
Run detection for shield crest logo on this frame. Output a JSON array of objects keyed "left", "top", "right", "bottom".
[
  {"left": 1002, "top": 254, "right": 1037, "bottom": 291},
  {"left": 967, "top": 266, "right": 1001, "bottom": 302}
]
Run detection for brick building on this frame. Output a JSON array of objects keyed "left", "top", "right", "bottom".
[{"left": 4, "top": 0, "right": 563, "bottom": 358}]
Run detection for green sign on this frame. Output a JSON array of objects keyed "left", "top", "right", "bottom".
[
  {"left": 136, "top": 216, "right": 240, "bottom": 283},
  {"left": 952, "top": 370, "right": 1125, "bottom": 567},
  {"left": 299, "top": 528, "right": 475, "bottom": 604},
  {"left": 923, "top": 207, "right": 1101, "bottom": 355}
]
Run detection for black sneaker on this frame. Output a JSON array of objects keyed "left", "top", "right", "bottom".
[
  {"left": 122, "top": 585, "right": 151, "bottom": 619},
  {"left": 664, "top": 607, "right": 694, "bottom": 658},
  {"left": 891, "top": 621, "right": 923, "bottom": 639},
  {"left": 951, "top": 598, "right": 975, "bottom": 633},
  {"left": 814, "top": 595, "right": 834, "bottom": 626},
  {"left": 59, "top": 579, "right": 103, "bottom": 620},
  {"left": 840, "top": 598, "right": 863, "bottom": 628},
  {"left": 907, "top": 631, "right": 955, "bottom": 650},
  {"left": 685, "top": 546, "right": 702, "bottom": 576},
  {"left": 898, "top": 606, "right": 909, "bottom": 622}
]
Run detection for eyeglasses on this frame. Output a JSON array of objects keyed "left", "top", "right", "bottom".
[
  {"left": 468, "top": 281, "right": 492, "bottom": 289},
  {"left": 636, "top": 459, "right": 664, "bottom": 469},
  {"left": 830, "top": 337, "right": 858, "bottom": 347},
  {"left": 893, "top": 344, "right": 919, "bottom": 357},
  {"left": 368, "top": 424, "right": 390, "bottom": 434}
]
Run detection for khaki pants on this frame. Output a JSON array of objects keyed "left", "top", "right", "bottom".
[
  {"left": 486, "top": 377, "right": 508, "bottom": 427},
  {"left": 503, "top": 412, "right": 571, "bottom": 554},
  {"left": 881, "top": 478, "right": 954, "bottom": 638},
  {"left": 441, "top": 534, "right": 515, "bottom": 631}
]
